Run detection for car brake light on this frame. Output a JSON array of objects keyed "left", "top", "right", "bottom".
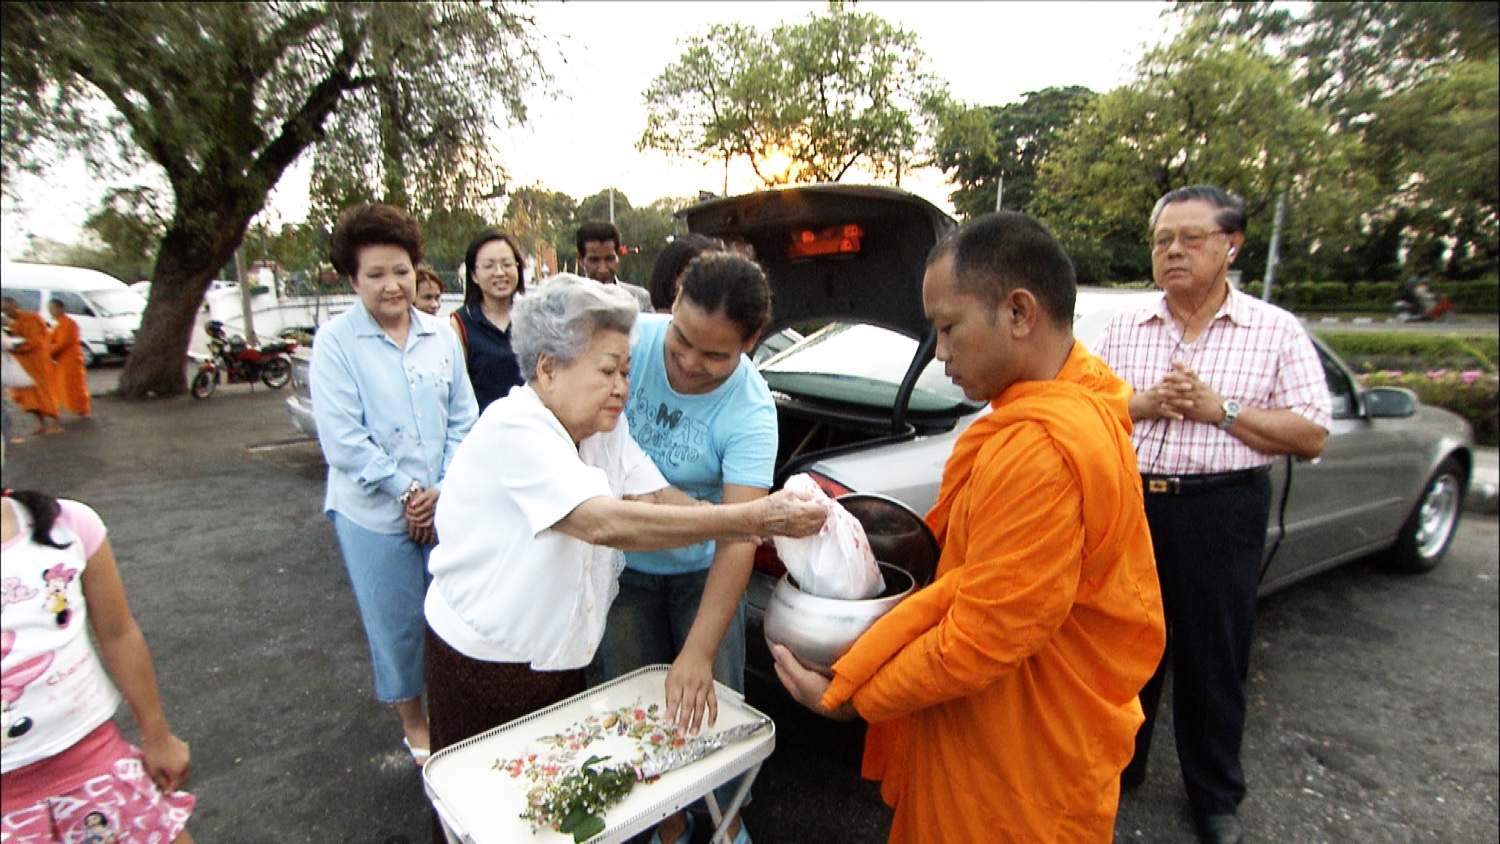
[
  {"left": 805, "top": 471, "right": 853, "bottom": 498},
  {"left": 753, "top": 541, "right": 786, "bottom": 578},
  {"left": 787, "top": 224, "right": 863, "bottom": 260}
]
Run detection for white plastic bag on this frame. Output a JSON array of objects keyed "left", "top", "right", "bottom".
[{"left": 773, "top": 474, "right": 885, "bottom": 600}]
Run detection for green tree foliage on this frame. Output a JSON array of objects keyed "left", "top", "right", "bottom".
[
  {"left": 617, "top": 197, "right": 691, "bottom": 287},
  {"left": 935, "top": 86, "right": 1095, "bottom": 220},
  {"left": 1176, "top": 1, "right": 1498, "bottom": 280},
  {"left": 1, "top": 2, "right": 544, "bottom": 397},
  {"left": 505, "top": 185, "right": 578, "bottom": 276},
  {"left": 641, "top": 4, "right": 947, "bottom": 187},
  {"left": 639, "top": 23, "right": 776, "bottom": 191},
  {"left": 240, "top": 220, "right": 329, "bottom": 293},
  {"left": 1036, "top": 38, "right": 1354, "bottom": 284},
  {"left": 81, "top": 187, "right": 169, "bottom": 282}
]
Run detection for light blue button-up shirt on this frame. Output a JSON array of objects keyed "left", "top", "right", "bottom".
[{"left": 311, "top": 304, "right": 478, "bottom": 534}]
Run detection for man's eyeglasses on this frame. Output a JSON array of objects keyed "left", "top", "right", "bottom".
[{"left": 1151, "top": 229, "right": 1225, "bottom": 253}]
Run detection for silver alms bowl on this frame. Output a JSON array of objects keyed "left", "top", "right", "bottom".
[{"left": 763, "top": 562, "right": 916, "bottom": 676}]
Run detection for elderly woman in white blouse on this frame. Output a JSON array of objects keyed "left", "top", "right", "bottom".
[{"left": 423, "top": 275, "right": 824, "bottom": 757}]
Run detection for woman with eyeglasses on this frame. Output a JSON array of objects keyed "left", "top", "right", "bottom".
[{"left": 451, "top": 229, "right": 526, "bottom": 411}]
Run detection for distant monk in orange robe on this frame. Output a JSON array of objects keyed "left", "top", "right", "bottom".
[
  {"left": 46, "top": 299, "right": 91, "bottom": 417},
  {"left": 774, "top": 213, "right": 1165, "bottom": 842},
  {"left": 2, "top": 296, "right": 63, "bottom": 436}
]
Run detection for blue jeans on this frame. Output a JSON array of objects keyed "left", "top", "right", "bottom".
[
  {"left": 600, "top": 566, "right": 750, "bottom": 813},
  {"left": 330, "top": 511, "right": 432, "bottom": 703}
]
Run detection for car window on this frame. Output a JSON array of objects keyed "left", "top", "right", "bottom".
[
  {"left": 758, "top": 322, "right": 978, "bottom": 414},
  {"left": 1318, "top": 345, "right": 1356, "bottom": 419},
  {"left": 86, "top": 289, "right": 146, "bottom": 317},
  {"left": 5, "top": 288, "right": 42, "bottom": 312},
  {"left": 52, "top": 290, "right": 93, "bottom": 316}
]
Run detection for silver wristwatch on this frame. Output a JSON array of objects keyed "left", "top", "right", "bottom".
[
  {"left": 398, "top": 481, "right": 423, "bottom": 506},
  {"left": 1217, "top": 399, "right": 1242, "bottom": 430}
]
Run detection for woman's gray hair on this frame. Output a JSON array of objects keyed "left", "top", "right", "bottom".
[{"left": 512, "top": 274, "right": 639, "bottom": 383}]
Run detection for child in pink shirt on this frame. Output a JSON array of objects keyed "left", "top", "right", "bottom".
[{"left": 2, "top": 489, "right": 195, "bottom": 843}]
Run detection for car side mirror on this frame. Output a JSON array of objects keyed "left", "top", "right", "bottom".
[{"left": 1366, "top": 386, "right": 1418, "bottom": 419}]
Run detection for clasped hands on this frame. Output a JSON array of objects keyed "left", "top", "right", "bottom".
[
  {"left": 405, "top": 487, "right": 440, "bottom": 544},
  {"left": 1134, "top": 361, "right": 1227, "bottom": 426}
]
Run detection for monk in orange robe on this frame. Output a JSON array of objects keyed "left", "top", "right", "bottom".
[
  {"left": 46, "top": 299, "right": 92, "bottom": 417},
  {"left": 775, "top": 213, "right": 1165, "bottom": 842},
  {"left": 2, "top": 296, "right": 63, "bottom": 435}
]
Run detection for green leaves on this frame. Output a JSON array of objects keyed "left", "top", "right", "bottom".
[
  {"left": 640, "top": 6, "right": 946, "bottom": 187},
  {"left": 0, "top": 1, "right": 549, "bottom": 398},
  {"left": 523, "top": 754, "right": 638, "bottom": 843},
  {"left": 935, "top": 87, "right": 1096, "bottom": 220}
]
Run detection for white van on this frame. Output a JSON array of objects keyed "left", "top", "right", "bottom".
[{"left": 1, "top": 263, "right": 146, "bottom": 366}]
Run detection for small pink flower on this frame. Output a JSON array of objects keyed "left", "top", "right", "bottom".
[
  {"left": 1426, "top": 369, "right": 1448, "bottom": 380},
  {"left": 1462, "top": 370, "right": 1482, "bottom": 385}
]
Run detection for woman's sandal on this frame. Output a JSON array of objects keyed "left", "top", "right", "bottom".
[
  {"left": 403, "top": 737, "right": 431, "bottom": 768},
  {"left": 648, "top": 812, "right": 694, "bottom": 844}
]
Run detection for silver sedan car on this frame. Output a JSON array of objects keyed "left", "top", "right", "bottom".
[{"left": 678, "top": 186, "right": 1476, "bottom": 665}]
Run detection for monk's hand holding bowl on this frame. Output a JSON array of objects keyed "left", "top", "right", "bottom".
[{"left": 771, "top": 644, "right": 858, "bottom": 721}]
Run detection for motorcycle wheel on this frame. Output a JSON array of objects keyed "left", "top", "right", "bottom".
[
  {"left": 261, "top": 356, "right": 292, "bottom": 389},
  {"left": 191, "top": 370, "right": 217, "bottom": 400}
]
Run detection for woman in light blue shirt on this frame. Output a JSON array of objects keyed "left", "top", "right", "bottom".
[{"left": 311, "top": 203, "right": 477, "bottom": 766}]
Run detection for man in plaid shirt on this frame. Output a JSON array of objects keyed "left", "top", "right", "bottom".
[{"left": 1095, "top": 185, "right": 1331, "bottom": 844}]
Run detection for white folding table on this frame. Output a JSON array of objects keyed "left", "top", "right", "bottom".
[{"left": 424, "top": 664, "right": 774, "bottom": 844}]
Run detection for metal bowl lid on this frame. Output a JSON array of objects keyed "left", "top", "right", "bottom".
[{"left": 835, "top": 492, "right": 940, "bottom": 587}]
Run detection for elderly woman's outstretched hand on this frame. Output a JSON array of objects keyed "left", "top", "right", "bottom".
[{"left": 757, "top": 488, "right": 827, "bottom": 539}]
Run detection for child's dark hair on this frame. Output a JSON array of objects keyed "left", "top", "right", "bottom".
[{"left": 1, "top": 489, "right": 73, "bottom": 549}]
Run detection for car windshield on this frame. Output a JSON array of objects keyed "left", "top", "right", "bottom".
[
  {"left": 87, "top": 289, "right": 146, "bottom": 317},
  {"left": 758, "top": 322, "right": 979, "bottom": 414}
]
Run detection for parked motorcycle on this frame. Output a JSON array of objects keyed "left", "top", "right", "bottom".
[{"left": 190, "top": 320, "right": 296, "bottom": 399}]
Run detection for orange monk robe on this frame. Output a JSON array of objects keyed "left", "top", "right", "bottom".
[
  {"left": 5, "top": 311, "right": 60, "bottom": 418},
  {"left": 822, "top": 342, "right": 1165, "bottom": 843},
  {"left": 46, "top": 313, "right": 90, "bottom": 416}
]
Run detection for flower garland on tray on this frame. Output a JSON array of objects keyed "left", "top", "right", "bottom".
[
  {"left": 522, "top": 754, "right": 644, "bottom": 842},
  {"left": 495, "top": 701, "right": 685, "bottom": 842}
]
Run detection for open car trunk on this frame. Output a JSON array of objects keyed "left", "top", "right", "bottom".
[{"left": 682, "top": 185, "right": 965, "bottom": 485}]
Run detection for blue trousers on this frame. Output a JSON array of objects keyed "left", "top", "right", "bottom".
[{"left": 330, "top": 511, "right": 433, "bottom": 703}]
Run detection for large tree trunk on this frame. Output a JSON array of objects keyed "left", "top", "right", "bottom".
[{"left": 117, "top": 207, "right": 248, "bottom": 399}]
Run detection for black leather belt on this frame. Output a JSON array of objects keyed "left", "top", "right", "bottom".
[{"left": 1142, "top": 467, "right": 1270, "bottom": 496}]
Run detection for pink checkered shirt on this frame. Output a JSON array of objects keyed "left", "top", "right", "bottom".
[{"left": 1094, "top": 288, "right": 1332, "bottom": 476}]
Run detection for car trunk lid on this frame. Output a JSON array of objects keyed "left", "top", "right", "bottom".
[{"left": 681, "top": 184, "right": 956, "bottom": 341}]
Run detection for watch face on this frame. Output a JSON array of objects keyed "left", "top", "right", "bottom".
[{"left": 1220, "top": 399, "right": 1241, "bottom": 429}]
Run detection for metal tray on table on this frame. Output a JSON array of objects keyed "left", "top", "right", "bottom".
[{"left": 423, "top": 664, "right": 775, "bottom": 844}]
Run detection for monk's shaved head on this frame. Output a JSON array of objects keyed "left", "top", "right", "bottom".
[{"left": 927, "top": 213, "right": 1076, "bottom": 328}]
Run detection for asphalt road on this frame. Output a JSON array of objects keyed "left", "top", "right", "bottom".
[{"left": 2, "top": 381, "right": 1495, "bottom": 843}]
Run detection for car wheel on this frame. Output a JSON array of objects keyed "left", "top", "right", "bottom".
[
  {"left": 1378, "top": 456, "right": 1466, "bottom": 574},
  {"left": 261, "top": 356, "right": 292, "bottom": 389},
  {"left": 190, "top": 370, "right": 217, "bottom": 400},
  {"left": 80, "top": 345, "right": 97, "bottom": 368}
]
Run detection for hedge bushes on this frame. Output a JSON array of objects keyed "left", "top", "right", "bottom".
[
  {"left": 1362, "top": 370, "right": 1499, "bottom": 446},
  {"left": 1241, "top": 276, "right": 1498, "bottom": 314},
  {"left": 1314, "top": 331, "right": 1499, "bottom": 372},
  {"left": 1314, "top": 329, "right": 1499, "bottom": 446}
]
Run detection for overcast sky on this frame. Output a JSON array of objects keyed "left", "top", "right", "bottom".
[{"left": 1, "top": 1, "right": 1178, "bottom": 258}]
